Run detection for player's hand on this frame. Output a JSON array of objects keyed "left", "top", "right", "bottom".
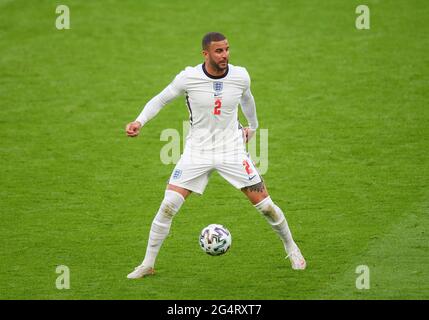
[
  {"left": 242, "top": 127, "right": 256, "bottom": 143},
  {"left": 126, "top": 121, "right": 142, "bottom": 137}
]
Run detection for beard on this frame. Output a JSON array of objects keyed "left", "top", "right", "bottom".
[{"left": 209, "top": 57, "right": 228, "bottom": 72}]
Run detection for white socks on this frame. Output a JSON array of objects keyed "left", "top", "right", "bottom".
[
  {"left": 142, "top": 190, "right": 185, "bottom": 268},
  {"left": 254, "top": 196, "right": 297, "bottom": 254},
  {"left": 141, "top": 193, "right": 295, "bottom": 268}
]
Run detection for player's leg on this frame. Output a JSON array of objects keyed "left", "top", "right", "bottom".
[
  {"left": 127, "top": 148, "right": 212, "bottom": 279},
  {"left": 241, "top": 182, "right": 306, "bottom": 270},
  {"left": 141, "top": 184, "right": 192, "bottom": 267},
  {"left": 127, "top": 184, "right": 191, "bottom": 279},
  {"left": 216, "top": 150, "right": 306, "bottom": 270}
]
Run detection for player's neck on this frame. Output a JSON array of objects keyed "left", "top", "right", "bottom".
[{"left": 203, "top": 62, "right": 228, "bottom": 78}]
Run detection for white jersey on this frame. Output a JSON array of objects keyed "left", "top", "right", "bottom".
[{"left": 136, "top": 63, "right": 258, "bottom": 154}]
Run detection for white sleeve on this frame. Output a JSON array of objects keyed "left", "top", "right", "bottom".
[
  {"left": 240, "top": 70, "right": 259, "bottom": 130},
  {"left": 135, "top": 71, "right": 186, "bottom": 126}
]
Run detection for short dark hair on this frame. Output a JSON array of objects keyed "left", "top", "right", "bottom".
[{"left": 202, "top": 32, "right": 226, "bottom": 50}]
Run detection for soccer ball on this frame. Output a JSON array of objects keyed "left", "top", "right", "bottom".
[{"left": 199, "top": 224, "right": 232, "bottom": 256}]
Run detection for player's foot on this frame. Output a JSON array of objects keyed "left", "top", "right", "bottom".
[
  {"left": 286, "top": 247, "right": 306, "bottom": 270},
  {"left": 127, "top": 264, "right": 155, "bottom": 279}
]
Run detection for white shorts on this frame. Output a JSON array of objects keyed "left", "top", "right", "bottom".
[{"left": 168, "top": 147, "right": 262, "bottom": 194}]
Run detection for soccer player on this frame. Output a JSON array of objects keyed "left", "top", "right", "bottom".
[{"left": 125, "top": 32, "right": 306, "bottom": 279}]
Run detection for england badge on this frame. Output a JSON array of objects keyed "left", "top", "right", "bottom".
[{"left": 213, "top": 81, "right": 223, "bottom": 93}]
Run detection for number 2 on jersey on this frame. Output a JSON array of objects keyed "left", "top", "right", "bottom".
[{"left": 213, "top": 99, "right": 222, "bottom": 115}]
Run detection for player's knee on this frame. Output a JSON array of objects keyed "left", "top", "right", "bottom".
[
  {"left": 242, "top": 181, "right": 269, "bottom": 205},
  {"left": 160, "top": 203, "right": 176, "bottom": 219},
  {"left": 160, "top": 190, "right": 185, "bottom": 219},
  {"left": 254, "top": 196, "right": 285, "bottom": 225}
]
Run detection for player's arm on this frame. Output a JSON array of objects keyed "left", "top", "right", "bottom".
[
  {"left": 240, "top": 74, "right": 259, "bottom": 143},
  {"left": 126, "top": 71, "right": 185, "bottom": 137}
]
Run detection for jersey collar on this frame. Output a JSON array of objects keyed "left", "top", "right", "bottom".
[{"left": 202, "top": 63, "right": 229, "bottom": 79}]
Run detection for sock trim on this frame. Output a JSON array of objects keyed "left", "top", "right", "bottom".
[
  {"left": 253, "top": 196, "right": 272, "bottom": 209},
  {"left": 165, "top": 189, "right": 186, "bottom": 202}
]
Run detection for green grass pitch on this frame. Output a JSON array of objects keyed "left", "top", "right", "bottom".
[{"left": 0, "top": 0, "right": 428, "bottom": 299}]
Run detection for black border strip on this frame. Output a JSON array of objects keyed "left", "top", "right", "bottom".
[
  {"left": 202, "top": 63, "right": 229, "bottom": 79},
  {"left": 185, "top": 93, "right": 193, "bottom": 126}
]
